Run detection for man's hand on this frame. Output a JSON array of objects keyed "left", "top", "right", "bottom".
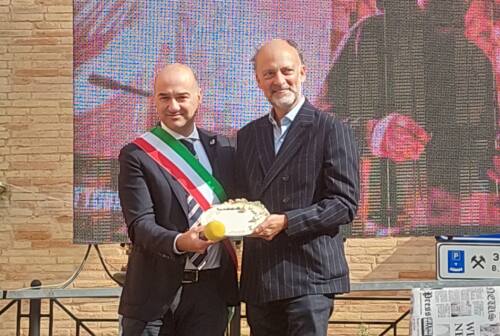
[
  {"left": 176, "top": 225, "right": 213, "bottom": 253},
  {"left": 252, "top": 214, "right": 288, "bottom": 241}
]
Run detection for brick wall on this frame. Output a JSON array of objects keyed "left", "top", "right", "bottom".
[
  {"left": 0, "top": 1, "right": 436, "bottom": 335},
  {"left": 0, "top": 1, "right": 126, "bottom": 335}
]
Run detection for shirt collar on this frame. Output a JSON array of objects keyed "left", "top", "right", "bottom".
[
  {"left": 268, "top": 96, "right": 305, "bottom": 127},
  {"left": 160, "top": 122, "right": 200, "bottom": 141}
]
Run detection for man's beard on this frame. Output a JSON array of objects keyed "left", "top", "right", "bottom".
[{"left": 271, "top": 90, "right": 298, "bottom": 111}]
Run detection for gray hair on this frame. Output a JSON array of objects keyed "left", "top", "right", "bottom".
[{"left": 251, "top": 39, "right": 305, "bottom": 71}]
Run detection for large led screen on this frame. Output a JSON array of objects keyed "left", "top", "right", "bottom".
[{"left": 74, "top": 0, "right": 500, "bottom": 243}]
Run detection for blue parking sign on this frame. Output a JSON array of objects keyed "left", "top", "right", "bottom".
[{"left": 448, "top": 250, "right": 465, "bottom": 273}]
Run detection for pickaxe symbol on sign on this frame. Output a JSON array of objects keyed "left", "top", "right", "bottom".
[{"left": 471, "top": 255, "right": 485, "bottom": 269}]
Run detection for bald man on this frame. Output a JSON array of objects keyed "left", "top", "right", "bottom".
[
  {"left": 236, "top": 40, "right": 360, "bottom": 335},
  {"left": 118, "top": 64, "right": 238, "bottom": 336}
]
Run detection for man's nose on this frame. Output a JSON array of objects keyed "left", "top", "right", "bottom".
[
  {"left": 167, "top": 99, "right": 180, "bottom": 111},
  {"left": 272, "top": 72, "right": 287, "bottom": 86}
]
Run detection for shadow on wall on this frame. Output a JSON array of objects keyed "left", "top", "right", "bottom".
[
  {"left": 346, "top": 237, "right": 436, "bottom": 282},
  {"left": 329, "top": 237, "right": 436, "bottom": 336}
]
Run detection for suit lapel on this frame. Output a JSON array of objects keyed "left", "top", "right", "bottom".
[
  {"left": 255, "top": 118, "right": 275, "bottom": 175},
  {"left": 259, "top": 101, "right": 314, "bottom": 196},
  {"left": 198, "top": 128, "right": 221, "bottom": 180},
  {"left": 156, "top": 166, "right": 189, "bottom": 215}
]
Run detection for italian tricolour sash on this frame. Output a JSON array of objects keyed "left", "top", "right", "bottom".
[{"left": 132, "top": 126, "right": 236, "bottom": 266}]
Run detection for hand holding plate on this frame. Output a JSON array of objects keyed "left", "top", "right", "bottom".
[
  {"left": 176, "top": 224, "right": 213, "bottom": 254},
  {"left": 252, "top": 214, "right": 288, "bottom": 241},
  {"left": 198, "top": 199, "right": 270, "bottom": 239}
]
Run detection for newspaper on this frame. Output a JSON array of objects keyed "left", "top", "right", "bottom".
[{"left": 411, "top": 287, "right": 500, "bottom": 336}]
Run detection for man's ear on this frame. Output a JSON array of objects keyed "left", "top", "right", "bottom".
[
  {"left": 197, "top": 88, "right": 202, "bottom": 104},
  {"left": 255, "top": 73, "right": 264, "bottom": 90},
  {"left": 300, "top": 65, "right": 306, "bottom": 83}
]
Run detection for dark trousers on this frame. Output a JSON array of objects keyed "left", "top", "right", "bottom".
[
  {"left": 120, "top": 270, "right": 229, "bottom": 336},
  {"left": 246, "top": 294, "right": 334, "bottom": 336}
]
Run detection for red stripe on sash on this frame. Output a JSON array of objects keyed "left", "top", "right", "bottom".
[
  {"left": 133, "top": 137, "right": 238, "bottom": 268},
  {"left": 133, "top": 137, "right": 211, "bottom": 210}
]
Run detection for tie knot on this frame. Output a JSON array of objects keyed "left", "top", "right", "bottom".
[{"left": 180, "top": 139, "right": 196, "bottom": 156}]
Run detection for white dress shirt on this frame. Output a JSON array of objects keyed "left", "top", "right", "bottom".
[{"left": 268, "top": 96, "right": 305, "bottom": 154}]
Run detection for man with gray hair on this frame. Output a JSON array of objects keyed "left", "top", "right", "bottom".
[{"left": 236, "top": 39, "right": 360, "bottom": 335}]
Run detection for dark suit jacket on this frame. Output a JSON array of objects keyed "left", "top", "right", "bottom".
[
  {"left": 118, "top": 128, "right": 238, "bottom": 321},
  {"left": 236, "top": 100, "right": 360, "bottom": 304}
]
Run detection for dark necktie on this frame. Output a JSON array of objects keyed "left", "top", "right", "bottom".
[
  {"left": 180, "top": 138, "right": 207, "bottom": 268},
  {"left": 180, "top": 139, "right": 196, "bottom": 157}
]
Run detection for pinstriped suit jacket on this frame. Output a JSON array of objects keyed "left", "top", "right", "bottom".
[{"left": 236, "top": 100, "right": 360, "bottom": 304}]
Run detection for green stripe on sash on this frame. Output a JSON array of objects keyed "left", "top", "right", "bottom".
[{"left": 150, "top": 127, "right": 227, "bottom": 201}]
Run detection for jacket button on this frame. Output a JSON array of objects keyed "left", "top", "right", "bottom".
[
  {"left": 282, "top": 197, "right": 290, "bottom": 203},
  {"left": 281, "top": 175, "right": 289, "bottom": 182}
]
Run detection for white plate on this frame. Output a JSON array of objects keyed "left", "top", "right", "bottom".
[{"left": 199, "top": 199, "right": 269, "bottom": 237}]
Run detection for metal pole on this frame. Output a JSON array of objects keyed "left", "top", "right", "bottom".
[
  {"left": 49, "top": 299, "right": 54, "bottom": 336},
  {"left": 16, "top": 300, "right": 21, "bottom": 336},
  {"left": 28, "top": 279, "right": 41, "bottom": 336}
]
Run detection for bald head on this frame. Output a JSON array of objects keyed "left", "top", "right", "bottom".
[
  {"left": 154, "top": 63, "right": 202, "bottom": 136},
  {"left": 252, "top": 39, "right": 304, "bottom": 71},
  {"left": 154, "top": 63, "right": 199, "bottom": 94}
]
